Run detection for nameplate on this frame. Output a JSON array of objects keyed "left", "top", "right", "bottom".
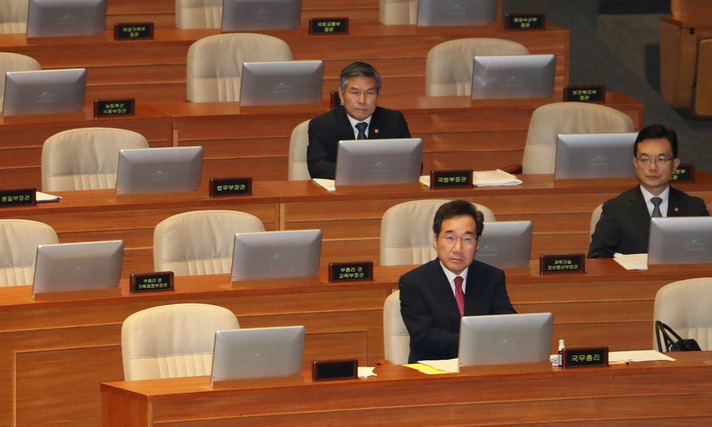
[
  {"left": 93, "top": 98, "right": 135, "bottom": 118},
  {"left": 312, "top": 359, "right": 358, "bottom": 381},
  {"left": 539, "top": 253, "right": 585, "bottom": 275},
  {"left": 430, "top": 170, "right": 473, "bottom": 189},
  {"left": 328, "top": 261, "right": 373, "bottom": 282},
  {"left": 672, "top": 163, "right": 694, "bottom": 182},
  {"left": 309, "top": 18, "right": 349, "bottom": 35},
  {"left": 113, "top": 23, "right": 154, "bottom": 40},
  {"left": 0, "top": 188, "right": 36, "bottom": 207},
  {"left": 209, "top": 177, "right": 252, "bottom": 197},
  {"left": 505, "top": 13, "right": 546, "bottom": 30},
  {"left": 563, "top": 85, "right": 606, "bottom": 103},
  {"left": 561, "top": 346, "right": 609, "bottom": 368},
  {"left": 130, "top": 271, "right": 174, "bottom": 293}
]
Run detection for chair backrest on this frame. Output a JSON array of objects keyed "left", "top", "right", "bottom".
[
  {"left": 175, "top": 0, "right": 222, "bottom": 29},
  {"left": 186, "top": 33, "right": 293, "bottom": 102},
  {"left": 121, "top": 303, "right": 240, "bottom": 381},
  {"left": 288, "top": 120, "right": 311, "bottom": 180},
  {"left": 41, "top": 127, "right": 149, "bottom": 192},
  {"left": 153, "top": 210, "right": 265, "bottom": 276},
  {"left": 379, "top": 0, "right": 417, "bottom": 25},
  {"left": 380, "top": 199, "right": 495, "bottom": 266},
  {"left": 654, "top": 278, "right": 712, "bottom": 351},
  {"left": 522, "top": 102, "right": 635, "bottom": 175},
  {"left": 383, "top": 290, "right": 410, "bottom": 364},
  {"left": 0, "top": 0, "right": 28, "bottom": 34},
  {"left": 0, "top": 53, "right": 40, "bottom": 109},
  {"left": 426, "top": 38, "right": 530, "bottom": 96},
  {"left": 590, "top": 203, "right": 603, "bottom": 239},
  {"left": 0, "top": 219, "right": 58, "bottom": 287}
]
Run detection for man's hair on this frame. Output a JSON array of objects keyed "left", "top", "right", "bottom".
[
  {"left": 339, "top": 62, "right": 382, "bottom": 94},
  {"left": 634, "top": 124, "right": 678, "bottom": 158},
  {"left": 432, "top": 200, "right": 484, "bottom": 238}
]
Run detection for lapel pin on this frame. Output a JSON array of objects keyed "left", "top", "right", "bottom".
[
  {"left": 674, "top": 207, "right": 679, "bottom": 213},
  {"left": 374, "top": 128, "right": 379, "bottom": 134}
]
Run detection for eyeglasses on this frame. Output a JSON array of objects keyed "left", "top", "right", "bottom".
[
  {"left": 346, "top": 89, "right": 377, "bottom": 99},
  {"left": 438, "top": 235, "right": 477, "bottom": 247},
  {"left": 636, "top": 155, "right": 674, "bottom": 165}
]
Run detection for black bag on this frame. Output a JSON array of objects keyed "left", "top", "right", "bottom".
[{"left": 655, "top": 320, "right": 702, "bottom": 352}]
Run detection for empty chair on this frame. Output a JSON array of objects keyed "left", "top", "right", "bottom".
[
  {"left": 153, "top": 210, "right": 265, "bottom": 276},
  {"left": 522, "top": 102, "right": 635, "bottom": 174},
  {"left": 0, "top": 219, "right": 58, "bottom": 287},
  {"left": 288, "top": 120, "right": 311, "bottom": 180},
  {"left": 0, "top": 53, "right": 40, "bottom": 109},
  {"left": 380, "top": 199, "right": 495, "bottom": 266},
  {"left": 383, "top": 290, "right": 410, "bottom": 364},
  {"left": 0, "top": 0, "right": 28, "bottom": 34},
  {"left": 41, "top": 127, "right": 149, "bottom": 192},
  {"left": 426, "top": 38, "right": 530, "bottom": 96},
  {"left": 121, "top": 303, "right": 240, "bottom": 381},
  {"left": 186, "top": 33, "right": 293, "bottom": 102},
  {"left": 654, "top": 278, "right": 712, "bottom": 351},
  {"left": 379, "top": 0, "right": 417, "bottom": 25},
  {"left": 175, "top": 0, "right": 222, "bottom": 29}
]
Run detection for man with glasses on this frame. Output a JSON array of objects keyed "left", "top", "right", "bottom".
[
  {"left": 588, "top": 124, "right": 709, "bottom": 258},
  {"left": 399, "top": 200, "right": 516, "bottom": 363},
  {"left": 307, "top": 61, "right": 411, "bottom": 179}
]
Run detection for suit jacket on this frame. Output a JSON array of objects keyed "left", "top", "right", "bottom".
[
  {"left": 398, "top": 259, "right": 516, "bottom": 363},
  {"left": 307, "top": 105, "right": 411, "bottom": 179},
  {"left": 588, "top": 186, "right": 709, "bottom": 258}
]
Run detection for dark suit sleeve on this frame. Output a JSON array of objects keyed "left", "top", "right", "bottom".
[
  {"left": 588, "top": 201, "right": 620, "bottom": 258},
  {"left": 307, "top": 118, "right": 337, "bottom": 180},
  {"left": 489, "top": 269, "right": 517, "bottom": 314}
]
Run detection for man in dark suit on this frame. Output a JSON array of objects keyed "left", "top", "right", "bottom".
[
  {"left": 307, "top": 62, "right": 411, "bottom": 179},
  {"left": 589, "top": 124, "right": 709, "bottom": 258},
  {"left": 399, "top": 200, "right": 516, "bottom": 363}
]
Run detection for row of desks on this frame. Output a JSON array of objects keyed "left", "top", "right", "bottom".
[
  {"left": 3, "top": 261, "right": 712, "bottom": 424},
  {"left": 0, "top": 94, "right": 644, "bottom": 190}
]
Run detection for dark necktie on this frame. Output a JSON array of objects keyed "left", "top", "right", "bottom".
[
  {"left": 355, "top": 122, "right": 368, "bottom": 140},
  {"left": 454, "top": 276, "right": 465, "bottom": 316},
  {"left": 651, "top": 197, "right": 663, "bottom": 217}
]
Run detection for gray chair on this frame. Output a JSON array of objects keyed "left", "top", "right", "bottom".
[
  {"left": 0, "top": 219, "right": 58, "bottom": 287},
  {"left": 383, "top": 290, "right": 410, "bottom": 364},
  {"left": 654, "top": 278, "right": 712, "bottom": 351}
]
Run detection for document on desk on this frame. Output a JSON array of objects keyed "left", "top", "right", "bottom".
[
  {"left": 419, "top": 169, "right": 523, "bottom": 187},
  {"left": 613, "top": 252, "right": 648, "bottom": 270},
  {"left": 609, "top": 350, "right": 675, "bottom": 363},
  {"left": 312, "top": 178, "right": 336, "bottom": 192},
  {"left": 36, "top": 191, "right": 61, "bottom": 202},
  {"left": 412, "top": 358, "right": 459, "bottom": 373}
]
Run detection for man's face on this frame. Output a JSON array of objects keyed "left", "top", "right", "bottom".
[
  {"left": 434, "top": 215, "right": 479, "bottom": 275},
  {"left": 339, "top": 76, "right": 379, "bottom": 121},
  {"left": 633, "top": 138, "right": 680, "bottom": 196}
]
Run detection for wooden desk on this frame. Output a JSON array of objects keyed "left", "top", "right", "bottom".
[
  {"left": 101, "top": 352, "right": 712, "bottom": 425},
  {"left": 3, "top": 261, "right": 712, "bottom": 425}
]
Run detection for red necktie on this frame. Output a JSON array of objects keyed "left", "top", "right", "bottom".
[{"left": 454, "top": 276, "right": 465, "bottom": 316}]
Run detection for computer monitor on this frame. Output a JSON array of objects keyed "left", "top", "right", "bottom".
[
  {"left": 475, "top": 221, "right": 533, "bottom": 269},
  {"left": 459, "top": 312, "right": 553, "bottom": 367},
  {"left": 2, "top": 68, "right": 87, "bottom": 117},
  {"left": 230, "top": 229, "right": 322, "bottom": 281},
  {"left": 115, "top": 146, "right": 203, "bottom": 195},
  {"left": 211, "top": 326, "right": 305, "bottom": 383},
  {"left": 334, "top": 138, "right": 423, "bottom": 186},
  {"left": 26, "top": 0, "right": 108, "bottom": 38},
  {"left": 221, "top": 0, "right": 301, "bottom": 31},
  {"left": 555, "top": 133, "right": 637, "bottom": 179},
  {"left": 417, "top": 0, "right": 497, "bottom": 26},
  {"left": 471, "top": 54, "right": 556, "bottom": 99},
  {"left": 239, "top": 60, "right": 323, "bottom": 106},
  {"left": 32, "top": 240, "right": 123, "bottom": 296},
  {"left": 648, "top": 217, "right": 712, "bottom": 264}
]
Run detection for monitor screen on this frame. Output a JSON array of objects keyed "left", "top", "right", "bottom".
[
  {"left": 555, "top": 133, "right": 637, "bottom": 179},
  {"left": 211, "top": 326, "right": 305, "bottom": 382},
  {"left": 471, "top": 54, "right": 556, "bottom": 99},
  {"left": 239, "top": 60, "right": 323, "bottom": 106},
  {"left": 334, "top": 138, "right": 423, "bottom": 186},
  {"left": 475, "top": 221, "right": 532, "bottom": 269},
  {"left": 2, "top": 68, "right": 86, "bottom": 117},
  {"left": 417, "top": 0, "right": 497, "bottom": 26},
  {"left": 231, "top": 229, "right": 322, "bottom": 281},
  {"left": 221, "top": 0, "right": 301, "bottom": 31},
  {"left": 459, "top": 312, "right": 553, "bottom": 367},
  {"left": 648, "top": 217, "right": 712, "bottom": 264},
  {"left": 32, "top": 240, "right": 123, "bottom": 296},
  {"left": 115, "top": 146, "right": 203, "bottom": 195},
  {"left": 26, "top": 0, "right": 107, "bottom": 38}
]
